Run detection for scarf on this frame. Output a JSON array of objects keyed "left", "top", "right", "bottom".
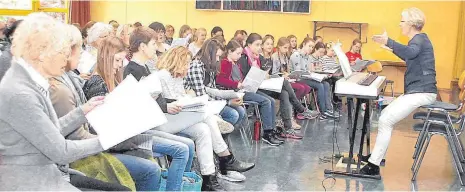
[{"left": 244, "top": 47, "right": 261, "bottom": 68}]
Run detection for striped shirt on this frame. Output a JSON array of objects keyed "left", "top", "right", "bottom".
[{"left": 320, "top": 55, "right": 340, "bottom": 71}]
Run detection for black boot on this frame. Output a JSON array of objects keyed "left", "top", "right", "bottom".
[
  {"left": 262, "top": 130, "right": 282, "bottom": 146},
  {"left": 359, "top": 162, "right": 380, "bottom": 176},
  {"left": 201, "top": 174, "right": 225, "bottom": 191},
  {"left": 219, "top": 154, "right": 255, "bottom": 174}
]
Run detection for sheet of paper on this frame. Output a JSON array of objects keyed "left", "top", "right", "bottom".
[
  {"left": 139, "top": 73, "right": 162, "bottom": 96},
  {"left": 259, "top": 77, "right": 284, "bottom": 93},
  {"left": 77, "top": 50, "right": 96, "bottom": 74},
  {"left": 332, "top": 43, "right": 353, "bottom": 79},
  {"left": 302, "top": 73, "right": 328, "bottom": 82},
  {"left": 170, "top": 34, "right": 192, "bottom": 48},
  {"left": 176, "top": 95, "right": 209, "bottom": 110},
  {"left": 86, "top": 75, "right": 167, "bottom": 150},
  {"left": 205, "top": 87, "right": 245, "bottom": 99},
  {"left": 241, "top": 66, "right": 267, "bottom": 93},
  {"left": 205, "top": 100, "right": 227, "bottom": 115},
  {"left": 352, "top": 58, "right": 376, "bottom": 72}
]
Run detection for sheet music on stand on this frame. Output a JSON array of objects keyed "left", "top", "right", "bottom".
[
  {"left": 86, "top": 75, "right": 167, "bottom": 150},
  {"left": 241, "top": 66, "right": 267, "bottom": 93}
]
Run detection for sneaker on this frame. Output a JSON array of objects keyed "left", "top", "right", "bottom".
[
  {"left": 276, "top": 119, "right": 284, "bottom": 128},
  {"left": 291, "top": 118, "right": 301, "bottom": 130},
  {"left": 299, "top": 109, "right": 319, "bottom": 120},
  {"left": 319, "top": 115, "right": 328, "bottom": 121},
  {"left": 280, "top": 129, "right": 304, "bottom": 139},
  {"left": 327, "top": 110, "right": 341, "bottom": 117},
  {"left": 262, "top": 131, "right": 282, "bottom": 146},
  {"left": 217, "top": 171, "right": 246, "bottom": 182},
  {"left": 324, "top": 111, "right": 337, "bottom": 118},
  {"left": 273, "top": 128, "right": 287, "bottom": 141}
]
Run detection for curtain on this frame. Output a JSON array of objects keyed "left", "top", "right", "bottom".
[
  {"left": 70, "top": 0, "right": 91, "bottom": 27},
  {"left": 454, "top": 1, "right": 465, "bottom": 79}
]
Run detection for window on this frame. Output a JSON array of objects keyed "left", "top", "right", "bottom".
[
  {"left": 0, "top": 0, "right": 69, "bottom": 23},
  {"left": 196, "top": 0, "right": 311, "bottom": 14}
]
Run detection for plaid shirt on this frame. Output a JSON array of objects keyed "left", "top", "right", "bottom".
[{"left": 184, "top": 59, "right": 222, "bottom": 100}]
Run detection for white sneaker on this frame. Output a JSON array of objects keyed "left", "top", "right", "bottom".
[{"left": 217, "top": 171, "right": 246, "bottom": 182}]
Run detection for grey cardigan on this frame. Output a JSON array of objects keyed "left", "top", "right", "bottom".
[
  {"left": 0, "top": 45, "right": 12, "bottom": 82},
  {"left": 0, "top": 63, "right": 103, "bottom": 191}
]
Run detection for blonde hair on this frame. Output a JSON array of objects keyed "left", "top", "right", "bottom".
[
  {"left": 116, "top": 24, "right": 132, "bottom": 38},
  {"left": 95, "top": 37, "right": 126, "bottom": 91},
  {"left": 193, "top": 28, "right": 207, "bottom": 42},
  {"left": 12, "top": 12, "right": 71, "bottom": 64},
  {"left": 156, "top": 46, "right": 192, "bottom": 78},
  {"left": 401, "top": 7, "right": 426, "bottom": 31},
  {"left": 179, "top": 24, "right": 191, "bottom": 38}
]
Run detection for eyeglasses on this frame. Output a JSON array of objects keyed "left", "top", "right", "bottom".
[{"left": 400, "top": 21, "right": 406, "bottom": 23}]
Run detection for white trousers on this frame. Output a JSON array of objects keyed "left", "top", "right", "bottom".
[
  {"left": 368, "top": 93, "right": 437, "bottom": 166},
  {"left": 154, "top": 112, "right": 228, "bottom": 175}
]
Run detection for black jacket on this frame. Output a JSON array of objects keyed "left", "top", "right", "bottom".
[{"left": 386, "top": 33, "right": 437, "bottom": 94}]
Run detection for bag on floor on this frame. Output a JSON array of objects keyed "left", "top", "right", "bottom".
[{"left": 159, "top": 170, "right": 202, "bottom": 191}]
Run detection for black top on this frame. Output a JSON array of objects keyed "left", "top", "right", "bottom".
[
  {"left": 123, "top": 61, "right": 151, "bottom": 81},
  {"left": 82, "top": 75, "right": 108, "bottom": 100},
  {"left": 123, "top": 61, "right": 169, "bottom": 112}
]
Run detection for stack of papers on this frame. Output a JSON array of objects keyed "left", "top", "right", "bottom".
[
  {"left": 176, "top": 95, "right": 209, "bottom": 111},
  {"left": 86, "top": 75, "right": 167, "bottom": 150},
  {"left": 352, "top": 58, "right": 376, "bottom": 72},
  {"left": 302, "top": 72, "right": 328, "bottom": 82},
  {"left": 241, "top": 67, "right": 267, "bottom": 93},
  {"left": 259, "top": 77, "right": 284, "bottom": 93}
]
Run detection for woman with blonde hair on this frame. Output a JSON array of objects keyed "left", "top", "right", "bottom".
[
  {"left": 188, "top": 27, "right": 207, "bottom": 56},
  {"left": 0, "top": 12, "right": 106, "bottom": 191},
  {"left": 156, "top": 46, "right": 255, "bottom": 190},
  {"left": 361, "top": 7, "right": 437, "bottom": 176}
]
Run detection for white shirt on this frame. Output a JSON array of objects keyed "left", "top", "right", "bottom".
[
  {"left": 188, "top": 43, "right": 201, "bottom": 56},
  {"left": 16, "top": 57, "right": 50, "bottom": 95}
]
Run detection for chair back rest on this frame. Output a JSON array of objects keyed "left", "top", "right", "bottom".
[{"left": 367, "top": 61, "right": 383, "bottom": 73}]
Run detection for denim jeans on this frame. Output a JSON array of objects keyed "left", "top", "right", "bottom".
[
  {"left": 243, "top": 91, "right": 275, "bottom": 130},
  {"left": 146, "top": 130, "right": 194, "bottom": 191},
  {"left": 113, "top": 154, "right": 161, "bottom": 191},
  {"left": 299, "top": 79, "right": 331, "bottom": 112},
  {"left": 220, "top": 105, "right": 246, "bottom": 126}
]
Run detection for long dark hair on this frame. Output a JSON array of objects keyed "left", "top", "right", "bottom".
[
  {"left": 311, "top": 42, "right": 325, "bottom": 54},
  {"left": 245, "top": 33, "right": 262, "bottom": 47},
  {"left": 196, "top": 38, "right": 225, "bottom": 73}
]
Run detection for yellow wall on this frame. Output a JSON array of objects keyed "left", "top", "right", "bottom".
[{"left": 91, "top": 1, "right": 462, "bottom": 89}]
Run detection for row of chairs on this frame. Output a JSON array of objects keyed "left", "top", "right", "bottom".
[{"left": 411, "top": 71, "right": 465, "bottom": 185}]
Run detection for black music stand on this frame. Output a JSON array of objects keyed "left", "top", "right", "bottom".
[{"left": 324, "top": 93, "right": 382, "bottom": 180}]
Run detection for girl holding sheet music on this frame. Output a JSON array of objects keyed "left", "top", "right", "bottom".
[
  {"left": 290, "top": 38, "right": 336, "bottom": 120},
  {"left": 185, "top": 38, "right": 247, "bottom": 129},
  {"left": 239, "top": 34, "right": 314, "bottom": 140},
  {"left": 217, "top": 39, "right": 283, "bottom": 146},
  {"left": 155, "top": 46, "right": 255, "bottom": 186}
]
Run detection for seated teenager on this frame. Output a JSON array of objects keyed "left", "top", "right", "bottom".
[
  {"left": 290, "top": 38, "right": 336, "bottom": 120},
  {"left": 346, "top": 38, "right": 363, "bottom": 65},
  {"left": 165, "top": 24, "right": 175, "bottom": 45},
  {"left": 122, "top": 27, "right": 250, "bottom": 191},
  {"left": 217, "top": 40, "right": 283, "bottom": 146},
  {"left": 185, "top": 38, "right": 246, "bottom": 128},
  {"left": 156, "top": 46, "right": 255, "bottom": 180},
  {"left": 211, "top": 26, "right": 224, "bottom": 37},
  {"left": 271, "top": 37, "right": 318, "bottom": 122},
  {"left": 148, "top": 22, "right": 170, "bottom": 58},
  {"left": 188, "top": 28, "right": 207, "bottom": 56},
  {"left": 287, "top": 34, "right": 298, "bottom": 54},
  {"left": 179, "top": 24, "right": 192, "bottom": 38},
  {"left": 239, "top": 34, "right": 315, "bottom": 139},
  {"left": 321, "top": 42, "right": 343, "bottom": 103},
  {"left": 0, "top": 13, "right": 106, "bottom": 191}
]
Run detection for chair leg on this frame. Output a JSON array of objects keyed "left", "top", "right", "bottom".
[
  {"left": 413, "top": 111, "right": 432, "bottom": 157},
  {"left": 412, "top": 134, "right": 432, "bottom": 181},
  {"left": 390, "top": 82, "right": 394, "bottom": 97},
  {"left": 412, "top": 122, "right": 430, "bottom": 171},
  {"left": 446, "top": 134, "right": 465, "bottom": 185}
]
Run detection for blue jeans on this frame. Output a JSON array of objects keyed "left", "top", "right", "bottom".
[
  {"left": 147, "top": 130, "right": 195, "bottom": 191},
  {"left": 220, "top": 105, "right": 246, "bottom": 126},
  {"left": 113, "top": 154, "right": 161, "bottom": 191},
  {"left": 243, "top": 91, "right": 275, "bottom": 130},
  {"left": 300, "top": 79, "right": 331, "bottom": 112}
]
